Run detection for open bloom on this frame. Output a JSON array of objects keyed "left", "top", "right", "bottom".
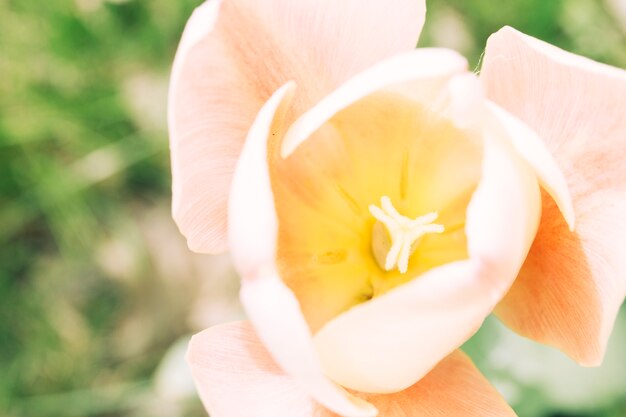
[{"left": 168, "top": 0, "right": 626, "bottom": 416}]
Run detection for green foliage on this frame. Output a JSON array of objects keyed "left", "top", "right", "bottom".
[{"left": 1, "top": 0, "right": 204, "bottom": 416}]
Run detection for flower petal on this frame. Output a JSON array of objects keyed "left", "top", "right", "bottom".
[
  {"left": 226, "top": 81, "right": 293, "bottom": 277},
  {"left": 240, "top": 274, "right": 377, "bottom": 417},
  {"left": 375, "top": 350, "right": 516, "bottom": 417},
  {"left": 187, "top": 321, "right": 516, "bottom": 417},
  {"left": 169, "top": 0, "right": 426, "bottom": 253},
  {"left": 314, "top": 133, "right": 541, "bottom": 393},
  {"left": 484, "top": 102, "right": 575, "bottom": 230},
  {"left": 436, "top": 73, "right": 574, "bottom": 226},
  {"left": 169, "top": 1, "right": 231, "bottom": 253},
  {"left": 481, "top": 26, "right": 626, "bottom": 364},
  {"left": 274, "top": 88, "right": 482, "bottom": 332},
  {"left": 281, "top": 48, "right": 468, "bottom": 157},
  {"left": 228, "top": 84, "right": 376, "bottom": 417},
  {"left": 187, "top": 321, "right": 322, "bottom": 417}
]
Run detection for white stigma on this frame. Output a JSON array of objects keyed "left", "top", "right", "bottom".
[{"left": 369, "top": 196, "right": 445, "bottom": 274}]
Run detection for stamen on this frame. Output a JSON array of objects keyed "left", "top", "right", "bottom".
[{"left": 369, "top": 196, "right": 445, "bottom": 274}]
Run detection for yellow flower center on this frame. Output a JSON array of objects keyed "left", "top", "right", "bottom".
[
  {"left": 369, "top": 196, "right": 445, "bottom": 274},
  {"left": 271, "top": 91, "right": 482, "bottom": 331}
]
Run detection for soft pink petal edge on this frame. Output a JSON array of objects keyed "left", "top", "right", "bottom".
[
  {"left": 228, "top": 83, "right": 376, "bottom": 417},
  {"left": 436, "top": 73, "right": 574, "bottom": 230},
  {"left": 281, "top": 48, "right": 468, "bottom": 157},
  {"left": 481, "top": 26, "right": 626, "bottom": 365},
  {"left": 168, "top": 0, "right": 426, "bottom": 253},
  {"left": 186, "top": 321, "right": 516, "bottom": 417}
]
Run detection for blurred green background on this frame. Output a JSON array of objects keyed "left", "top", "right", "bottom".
[{"left": 1, "top": 0, "right": 625, "bottom": 416}]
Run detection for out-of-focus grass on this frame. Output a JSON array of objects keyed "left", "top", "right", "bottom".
[
  {"left": 421, "top": 0, "right": 626, "bottom": 69},
  {"left": 1, "top": 1, "right": 242, "bottom": 416},
  {"left": 0, "top": 1, "right": 625, "bottom": 416}
]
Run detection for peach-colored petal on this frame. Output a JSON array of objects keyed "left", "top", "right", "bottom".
[
  {"left": 169, "top": 0, "right": 426, "bottom": 253},
  {"left": 228, "top": 84, "right": 376, "bottom": 417},
  {"left": 187, "top": 321, "right": 516, "bottom": 417},
  {"left": 481, "top": 26, "right": 626, "bottom": 365},
  {"left": 371, "top": 350, "right": 516, "bottom": 417},
  {"left": 314, "top": 134, "right": 541, "bottom": 393}
]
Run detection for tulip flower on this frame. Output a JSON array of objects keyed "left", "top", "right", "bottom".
[{"left": 168, "top": 0, "right": 626, "bottom": 415}]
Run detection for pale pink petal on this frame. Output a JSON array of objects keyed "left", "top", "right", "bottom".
[
  {"left": 227, "top": 82, "right": 294, "bottom": 277},
  {"left": 169, "top": 0, "right": 426, "bottom": 253},
  {"left": 240, "top": 274, "right": 376, "bottom": 417},
  {"left": 281, "top": 48, "right": 468, "bottom": 157},
  {"left": 434, "top": 72, "right": 575, "bottom": 226},
  {"left": 187, "top": 321, "right": 322, "bottom": 417},
  {"left": 314, "top": 134, "right": 541, "bottom": 393},
  {"left": 187, "top": 321, "right": 516, "bottom": 417},
  {"left": 481, "top": 26, "right": 626, "bottom": 364},
  {"left": 485, "top": 102, "right": 575, "bottom": 230},
  {"left": 440, "top": 72, "right": 487, "bottom": 129},
  {"left": 228, "top": 84, "right": 376, "bottom": 417}
]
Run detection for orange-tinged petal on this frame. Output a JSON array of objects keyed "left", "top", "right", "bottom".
[
  {"left": 481, "top": 26, "right": 626, "bottom": 365},
  {"left": 187, "top": 321, "right": 516, "bottom": 417},
  {"left": 169, "top": 0, "right": 426, "bottom": 253},
  {"left": 371, "top": 350, "right": 516, "bottom": 417}
]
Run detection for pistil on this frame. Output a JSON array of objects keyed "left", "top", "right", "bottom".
[{"left": 369, "top": 196, "right": 445, "bottom": 274}]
